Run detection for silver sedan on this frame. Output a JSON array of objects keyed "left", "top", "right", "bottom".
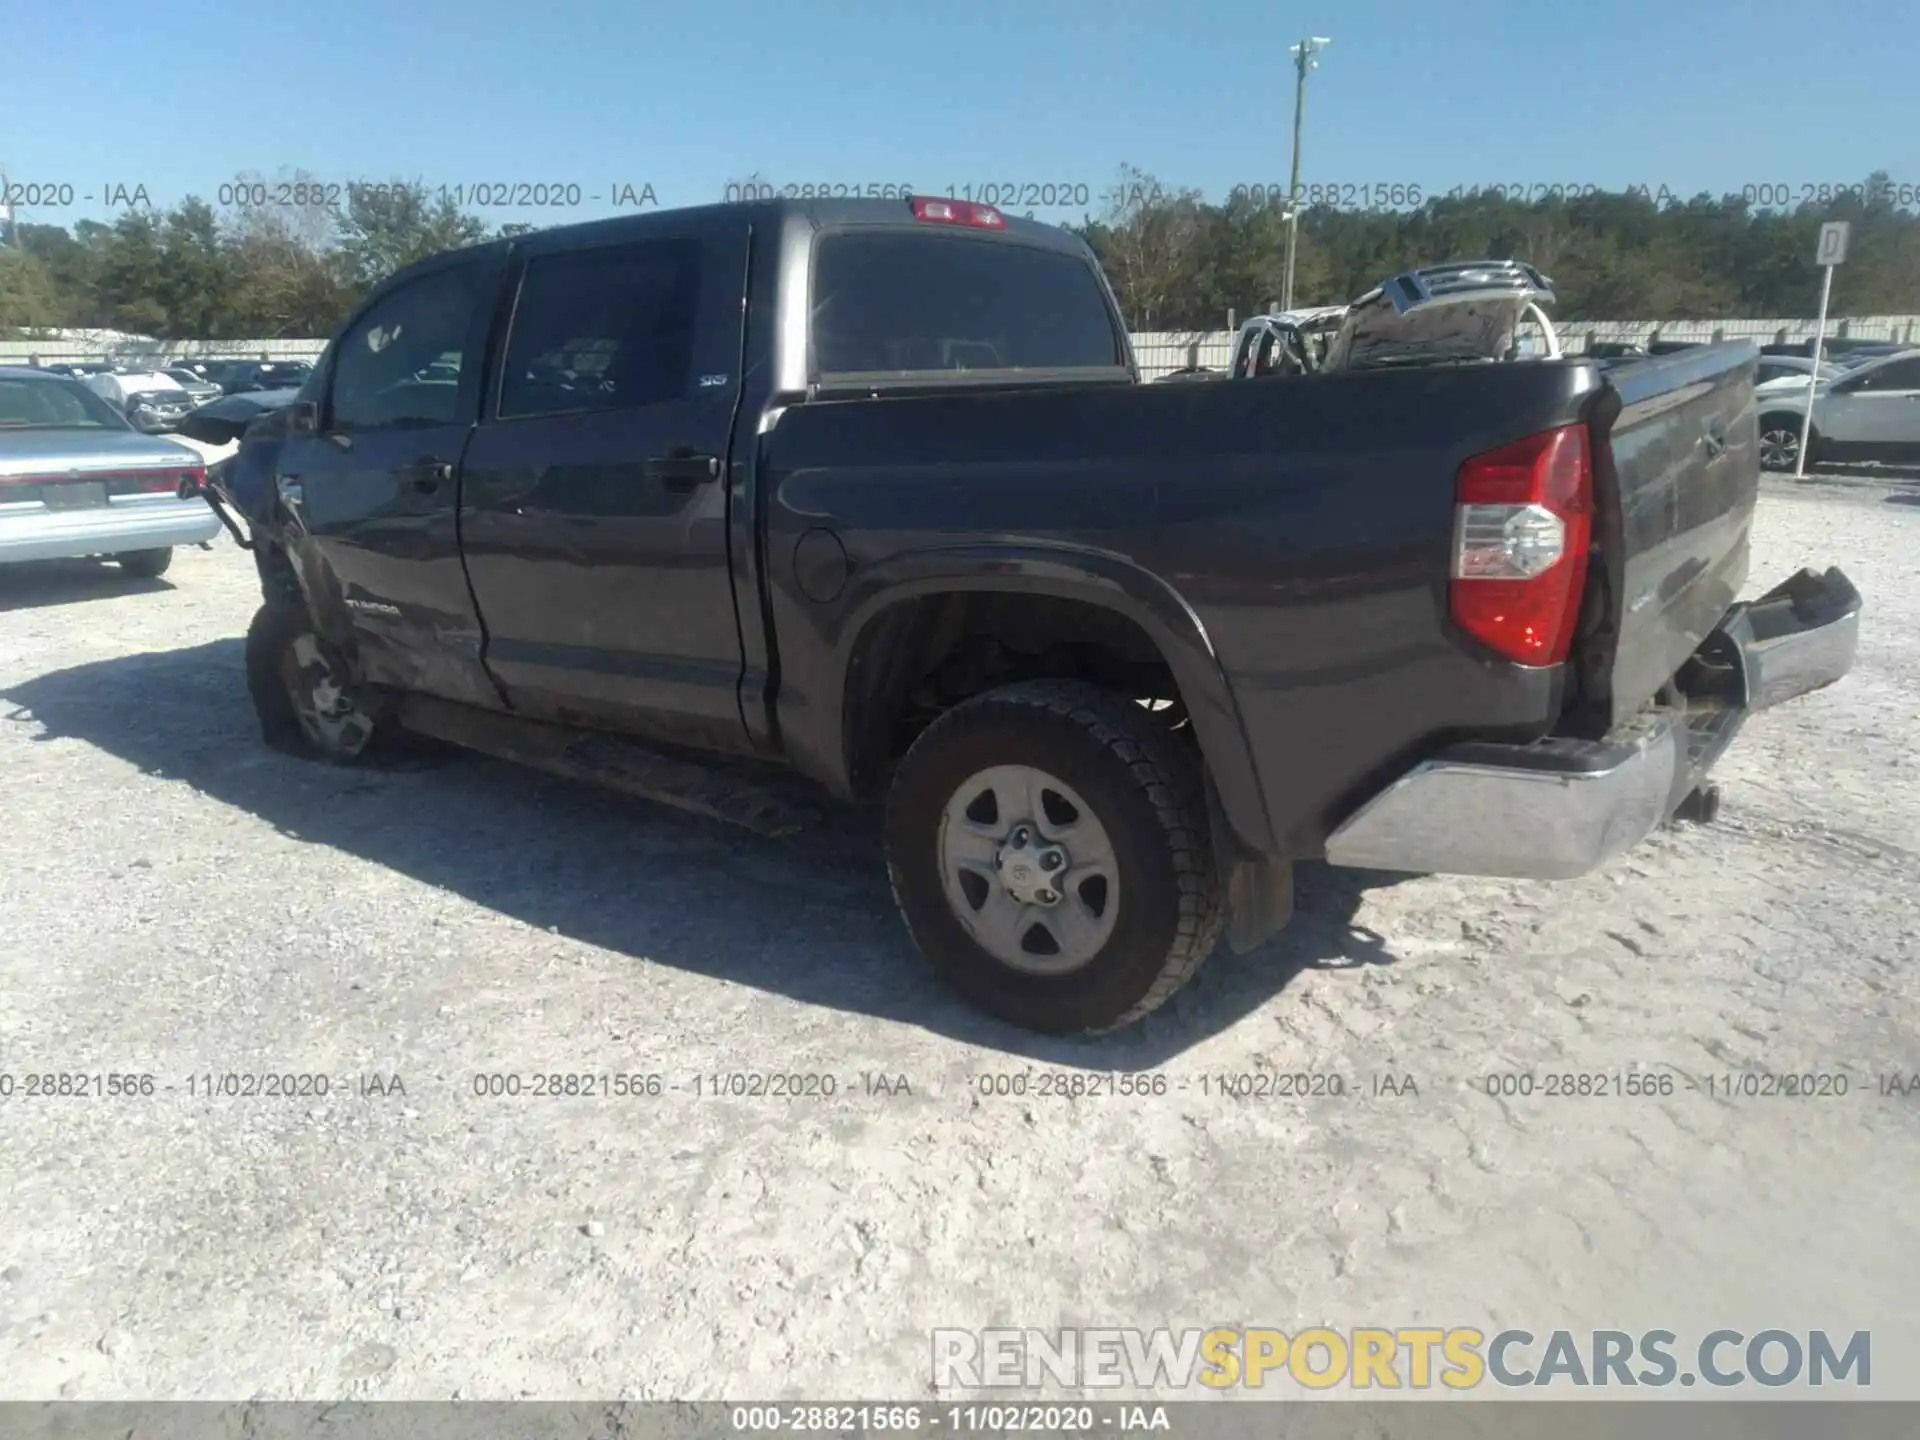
[{"left": 0, "top": 367, "right": 221, "bottom": 579}]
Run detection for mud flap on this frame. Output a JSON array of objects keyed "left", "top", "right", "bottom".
[{"left": 1207, "top": 775, "right": 1295, "bottom": 954}]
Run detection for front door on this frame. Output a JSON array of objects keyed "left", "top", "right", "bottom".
[
  {"left": 458, "top": 220, "right": 752, "bottom": 753},
  {"left": 279, "top": 248, "right": 507, "bottom": 709}
]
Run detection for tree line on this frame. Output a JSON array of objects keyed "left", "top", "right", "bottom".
[
  {"left": 1, "top": 167, "right": 1915, "bottom": 342},
  {"left": 0, "top": 172, "right": 503, "bottom": 339},
  {"left": 1079, "top": 167, "right": 1920, "bottom": 331}
]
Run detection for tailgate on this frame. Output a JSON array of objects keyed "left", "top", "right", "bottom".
[{"left": 1586, "top": 343, "right": 1760, "bottom": 728}]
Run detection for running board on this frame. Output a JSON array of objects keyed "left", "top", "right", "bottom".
[{"left": 395, "top": 695, "right": 819, "bottom": 838}]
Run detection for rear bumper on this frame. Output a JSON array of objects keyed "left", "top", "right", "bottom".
[
  {"left": 0, "top": 499, "right": 223, "bottom": 565},
  {"left": 1323, "top": 566, "right": 1862, "bottom": 880}
]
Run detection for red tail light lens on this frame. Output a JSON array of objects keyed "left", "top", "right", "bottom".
[
  {"left": 910, "top": 196, "right": 1008, "bottom": 229},
  {"left": 139, "top": 466, "right": 205, "bottom": 494},
  {"left": 1449, "top": 424, "right": 1593, "bottom": 666}
]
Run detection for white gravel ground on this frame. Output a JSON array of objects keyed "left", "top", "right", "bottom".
[{"left": 0, "top": 478, "right": 1915, "bottom": 1402}]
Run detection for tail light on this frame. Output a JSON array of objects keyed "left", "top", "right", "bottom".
[
  {"left": 0, "top": 465, "right": 206, "bottom": 495},
  {"left": 1449, "top": 424, "right": 1593, "bottom": 666},
  {"left": 910, "top": 196, "right": 1007, "bottom": 229},
  {"left": 142, "top": 465, "right": 205, "bottom": 494}
]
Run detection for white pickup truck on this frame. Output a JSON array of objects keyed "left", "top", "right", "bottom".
[{"left": 1755, "top": 348, "right": 1920, "bottom": 471}]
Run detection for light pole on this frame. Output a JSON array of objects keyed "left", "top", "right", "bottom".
[{"left": 1280, "top": 36, "right": 1329, "bottom": 312}]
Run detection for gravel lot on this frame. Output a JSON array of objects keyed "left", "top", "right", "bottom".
[{"left": 1, "top": 477, "right": 1916, "bottom": 1402}]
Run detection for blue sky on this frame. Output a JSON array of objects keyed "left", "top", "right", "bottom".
[{"left": 4, "top": 0, "right": 1916, "bottom": 229}]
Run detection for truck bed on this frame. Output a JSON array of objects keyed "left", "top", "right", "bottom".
[{"left": 758, "top": 344, "right": 1763, "bottom": 859}]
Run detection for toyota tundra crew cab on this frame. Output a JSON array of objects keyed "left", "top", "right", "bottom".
[{"left": 200, "top": 195, "right": 1862, "bottom": 1034}]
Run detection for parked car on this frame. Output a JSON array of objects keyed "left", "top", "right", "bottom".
[
  {"left": 82, "top": 369, "right": 197, "bottom": 433},
  {"left": 162, "top": 367, "right": 225, "bottom": 406},
  {"left": 1756, "top": 347, "right": 1920, "bottom": 470},
  {"left": 210, "top": 360, "right": 314, "bottom": 395},
  {"left": 0, "top": 367, "right": 217, "bottom": 577},
  {"left": 1753, "top": 354, "right": 1845, "bottom": 390},
  {"left": 207, "top": 195, "right": 1860, "bottom": 1034},
  {"left": 174, "top": 358, "right": 241, "bottom": 384},
  {"left": 1760, "top": 338, "right": 1907, "bottom": 363}
]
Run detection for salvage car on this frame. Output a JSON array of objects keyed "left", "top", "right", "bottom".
[
  {"left": 163, "top": 367, "right": 225, "bottom": 406},
  {"left": 193, "top": 196, "right": 1862, "bottom": 1034},
  {"left": 1756, "top": 347, "right": 1920, "bottom": 470},
  {"left": 1212, "top": 263, "right": 1564, "bottom": 382},
  {"left": 214, "top": 360, "right": 313, "bottom": 396},
  {"left": 0, "top": 366, "right": 216, "bottom": 577},
  {"left": 82, "top": 368, "right": 198, "bottom": 434}
]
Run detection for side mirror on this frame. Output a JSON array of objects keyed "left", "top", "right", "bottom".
[{"left": 287, "top": 400, "right": 320, "bottom": 436}]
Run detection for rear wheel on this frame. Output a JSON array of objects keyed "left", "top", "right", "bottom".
[
  {"left": 885, "top": 679, "right": 1224, "bottom": 1033},
  {"left": 245, "top": 601, "right": 387, "bottom": 761},
  {"left": 114, "top": 547, "right": 173, "bottom": 578},
  {"left": 1758, "top": 415, "right": 1812, "bottom": 472}
]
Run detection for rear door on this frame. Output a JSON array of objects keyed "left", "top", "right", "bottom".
[
  {"left": 1819, "top": 355, "right": 1920, "bottom": 446},
  {"left": 280, "top": 247, "right": 507, "bottom": 710},
  {"left": 458, "top": 216, "right": 753, "bottom": 754}
]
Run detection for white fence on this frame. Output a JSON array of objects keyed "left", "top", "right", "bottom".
[
  {"left": 0, "top": 336, "right": 330, "bottom": 366},
  {"left": 6, "top": 316, "right": 1919, "bottom": 382}
]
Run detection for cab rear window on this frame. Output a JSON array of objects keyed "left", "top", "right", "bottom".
[{"left": 810, "top": 231, "right": 1126, "bottom": 379}]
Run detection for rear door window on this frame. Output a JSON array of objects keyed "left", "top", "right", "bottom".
[
  {"left": 495, "top": 238, "right": 702, "bottom": 419},
  {"left": 1857, "top": 357, "right": 1920, "bottom": 391},
  {"left": 810, "top": 231, "right": 1125, "bottom": 379}
]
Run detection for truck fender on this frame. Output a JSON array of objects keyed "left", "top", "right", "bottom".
[{"left": 825, "top": 542, "right": 1279, "bottom": 859}]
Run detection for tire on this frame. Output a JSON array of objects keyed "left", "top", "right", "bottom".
[
  {"left": 885, "top": 679, "right": 1225, "bottom": 1033},
  {"left": 114, "top": 547, "right": 173, "bottom": 578},
  {"left": 1758, "top": 414, "right": 1813, "bottom": 472},
  {"left": 244, "top": 600, "right": 389, "bottom": 762}
]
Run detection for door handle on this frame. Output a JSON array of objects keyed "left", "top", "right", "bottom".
[
  {"left": 396, "top": 459, "right": 455, "bottom": 493},
  {"left": 644, "top": 453, "right": 720, "bottom": 489}
]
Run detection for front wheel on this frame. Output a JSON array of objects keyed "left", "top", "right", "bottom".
[
  {"left": 114, "top": 547, "right": 173, "bottom": 578},
  {"left": 885, "top": 680, "right": 1224, "bottom": 1033},
  {"left": 1758, "top": 415, "right": 1813, "bottom": 472},
  {"left": 245, "top": 601, "right": 389, "bottom": 761}
]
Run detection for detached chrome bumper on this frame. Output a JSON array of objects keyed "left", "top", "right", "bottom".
[{"left": 1324, "top": 566, "right": 1862, "bottom": 880}]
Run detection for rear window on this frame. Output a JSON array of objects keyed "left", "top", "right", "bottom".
[
  {"left": 810, "top": 231, "right": 1125, "bottom": 379},
  {"left": 0, "top": 378, "right": 127, "bottom": 429}
]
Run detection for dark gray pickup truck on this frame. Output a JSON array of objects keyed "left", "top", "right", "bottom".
[{"left": 200, "top": 195, "right": 1861, "bottom": 1034}]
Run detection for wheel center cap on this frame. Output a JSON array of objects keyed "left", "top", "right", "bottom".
[{"left": 995, "top": 827, "right": 1068, "bottom": 906}]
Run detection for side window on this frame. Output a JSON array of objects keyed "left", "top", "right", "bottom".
[
  {"left": 1858, "top": 358, "right": 1920, "bottom": 391},
  {"left": 496, "top": 238, "right": 702, "bottom": 421},
  {"left": 1755, "top": 362, "right": 1787, "bottom": 386},
  {"left": 329, "top": 264, "right": 485, "bottom": 431}
]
